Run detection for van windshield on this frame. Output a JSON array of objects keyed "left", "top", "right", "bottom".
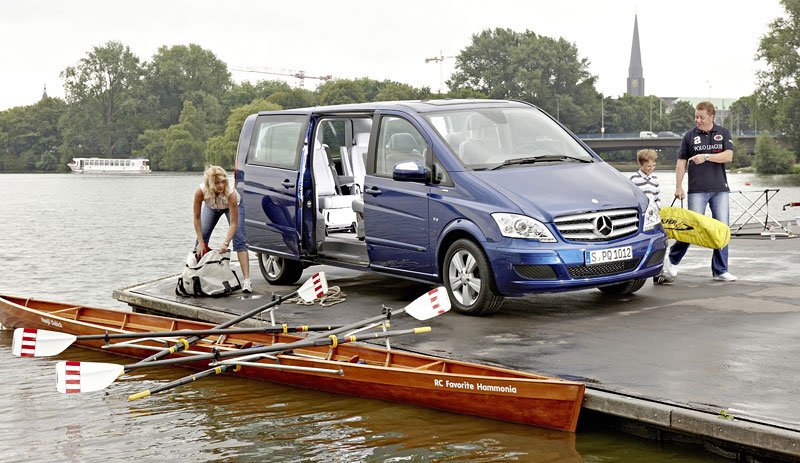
[{"left": 425, "top": 107, "right": 594, "bottom": 170}]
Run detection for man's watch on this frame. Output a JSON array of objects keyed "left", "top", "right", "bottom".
[{"left": 704, "top": 153, "right": 710, "bottom": 161}]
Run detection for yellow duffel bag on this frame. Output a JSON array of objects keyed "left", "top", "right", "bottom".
[{"left": 660, "top": 206, "right": 731, "bottom": 249}]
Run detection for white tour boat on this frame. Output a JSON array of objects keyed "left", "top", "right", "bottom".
[{"left": 68, "top": 157, "right": 151, "bottom": 174}]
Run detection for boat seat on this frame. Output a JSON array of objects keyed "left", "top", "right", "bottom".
[{"left": 314, "top": 142, "right": 358, "bottom": 232}]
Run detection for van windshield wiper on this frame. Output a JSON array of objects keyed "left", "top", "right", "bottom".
[{"left": 489, "top": 155, "right": 589, "bottom": 170}]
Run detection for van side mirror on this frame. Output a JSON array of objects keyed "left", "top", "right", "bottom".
[{"left": 392, "top": 161, "right": 429, "bottom": 183}]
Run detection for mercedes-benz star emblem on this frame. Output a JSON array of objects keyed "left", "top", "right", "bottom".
[{"left": 593, "top": 216, "right": 613, "bottom": 236}]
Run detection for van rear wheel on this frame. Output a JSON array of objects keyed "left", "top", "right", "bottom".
[
  {"left": 443, "top": 239, "right": 504, "bottom": 316},
  {"left": 258, "top": 254, "right": 304, "bottom": 285},
  {"left": 598, "top": 278, "right": 646, "bottom": 295}
]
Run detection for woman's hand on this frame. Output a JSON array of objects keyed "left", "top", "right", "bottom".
[
  {"left": 195, "top": 241, "right": 209, "bottom": 258},
  {"left": 219, "top": 241, "right": 230, "bottom": 253}
]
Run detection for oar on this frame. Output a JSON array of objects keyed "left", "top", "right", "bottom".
[
  {"left": 56, "top": 286, "right": 449, "bottom": 394},
  {"left": 12, "top": 324, "right": 343, "bottom": 358},
  {"left": 126, "top": 326, "right": 431, "bottom": 400},
  {"left": 129, "top": 272, "right": 327, "bottom": 365}
]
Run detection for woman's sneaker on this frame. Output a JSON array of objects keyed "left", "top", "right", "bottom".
[
  {"left": 713, "top": 272, "right": 738, "bottom": 282},
  {"left": 242, "top": 279, "right": 253, "bottom": 293}
]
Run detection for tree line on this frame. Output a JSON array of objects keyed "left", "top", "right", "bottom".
[{"left": 1, "top": 1, "right": 797, "bottom": 173}]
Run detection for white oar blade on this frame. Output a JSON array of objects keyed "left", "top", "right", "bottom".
[
  {"left": 404, "top": 287, "right": 451, "bottom": 320},
  {"left": 56, "top": 361, "right": 124, "bottom": 394},
  {"left": 297, "top": 272, "right": 328, "bottom": 302},
  {"left": 12, "top": 328, "right": 77, "bottom": 357}
]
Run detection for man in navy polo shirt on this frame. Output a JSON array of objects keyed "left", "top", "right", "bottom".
[{"left": 666, "top": 101, "right": 737, "bottom": 282}]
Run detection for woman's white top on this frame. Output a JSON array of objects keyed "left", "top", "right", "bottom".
[{"left": 200, "top": 183, "right": 241, "bottom": 210}]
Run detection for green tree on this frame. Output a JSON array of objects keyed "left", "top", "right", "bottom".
[
  {"left": 756, "top": 0, "right": 800, "bottom": 155},
  {"left": 223, "top": 80, "right": 294, "bottom": 109},
  {"left": 448, "top": 28, "right": 601, "bottom": 132},
  {"left": 162, "top": 101, "right": 206, "bottom": 171},
  {"left": 60, "top": 41, "right": 145, "bottom": 156},
  {"left": 145, "top": 44, "right": 232, "bottom": 128},
  {"left": 266, "top": 88, "right": 316, "bottom": 109},
  {"left": 0, "top": 96, "right": 67, "bottom": 172},
  {"left": 317, "top": 80, "right": 367, "bottom": 105},
  {"left": 754, "top": 132, "right": 795, "bottom": 173},
  {"left": 668, "top": 101, "right": 695, "bottom": 133}
]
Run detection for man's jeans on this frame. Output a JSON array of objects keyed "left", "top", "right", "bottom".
[{"left": 668, "top": 191, "right": 730, "bottom": 276}]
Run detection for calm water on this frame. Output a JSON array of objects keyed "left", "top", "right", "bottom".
[{"left": 2, "top": 170, "right": 792, "bottom": 462}]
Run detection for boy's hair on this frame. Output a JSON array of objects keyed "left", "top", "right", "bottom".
[{"left": 636, "top": 149, "right": 658, "bottom": 165}]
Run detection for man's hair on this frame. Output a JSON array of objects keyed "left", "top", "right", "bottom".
[
  {"left": 636, "top": 149, "right": 658, "bottom": 164},
  {"left": 696, "top": 101, "right": 716, "bottom": 116}
]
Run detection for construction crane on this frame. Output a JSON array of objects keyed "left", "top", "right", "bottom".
[
  {"left": 231, "top": 66, "right": 333, "bottom": 88},
  {"left": 424, "top": 51, "right": 455, "bottom": 93}
]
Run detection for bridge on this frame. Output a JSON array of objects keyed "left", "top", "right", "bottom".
[{"left": 579, "top": 134, "right": 759, "bottom": 153}]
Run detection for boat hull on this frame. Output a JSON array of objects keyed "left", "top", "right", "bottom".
[{"left": 0, "top": 295, "right": 584, "bottom": 431}]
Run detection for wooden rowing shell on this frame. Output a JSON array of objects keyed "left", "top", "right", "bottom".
[{"left": 0, "top": 294, "right": 584, "bottom": 432}]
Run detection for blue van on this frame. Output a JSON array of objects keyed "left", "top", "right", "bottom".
[{"left": 235, "top": 100, "right": 667, "bottom": 315}]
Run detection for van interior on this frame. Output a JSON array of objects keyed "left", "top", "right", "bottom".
[{"left": 312, "top": 117, "right": 372, "bottom": 266}]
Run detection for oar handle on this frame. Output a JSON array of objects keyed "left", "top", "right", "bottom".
[{"left": 128, "top": 364, "right": 240, "bottom": 401}]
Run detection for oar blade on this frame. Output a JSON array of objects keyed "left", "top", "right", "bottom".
[
  {"left": 12, "top": 328, "right": 77, "bottom": 357},
  {"left": 56, "top": 361, "right": 124, "bottom": 394},
  {"left": 297, "top": 272, "right": 328, "bottom": 302},
  {"left": 404, "top": 287, "right": 451, "bottom": 320}
]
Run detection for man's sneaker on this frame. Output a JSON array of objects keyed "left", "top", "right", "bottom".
[
  {"left": 665, "top": 261, "right": 679, "bottom": 277},
  {"left": 653, "top": 273, "right": 674, "bottom": 285},
  {"left": 713, "top": 272, "right": 738, "bottom": 282},
  {"left": 242, "top": 278, "right": 253, "bottom": 293}
]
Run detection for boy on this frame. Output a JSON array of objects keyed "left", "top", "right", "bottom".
[{"left": 630, "top": 149, "right": 672, "bottom": 284}]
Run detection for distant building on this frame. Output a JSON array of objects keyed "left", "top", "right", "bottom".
[{"left": 626, "top": 15, "right": 644, "bottom": 97}]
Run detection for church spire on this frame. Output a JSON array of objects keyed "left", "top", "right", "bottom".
[{"left": 626, "top": 14, "right": 644, "bottom": 96}]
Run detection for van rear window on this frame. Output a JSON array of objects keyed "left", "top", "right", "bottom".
[{"left": 249, "top": 115, "right": 306, "bottom": 168}]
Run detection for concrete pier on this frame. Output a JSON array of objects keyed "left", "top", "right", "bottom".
[{"left": 114, "top": 228, "right": 800, "bottom": 461}]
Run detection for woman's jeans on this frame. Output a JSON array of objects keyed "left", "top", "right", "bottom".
[
  {"left": 668, "top": 191, "right": 729, "bottom": 276},
  {"left": 199, "top": 203, "right": 247, "bottom": 251}
]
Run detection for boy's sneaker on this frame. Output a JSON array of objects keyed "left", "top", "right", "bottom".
[
  {"left": 653, "top": 273, "right": 674, "bottom": 285},
  {"left": 665, "top": 261, "right": 679, "bottom": 277},
  {"left": 242, "top": 278, "right": 253, "bottom": 293},
  {"left": 713, "top": 272, "right": 738, "bottom": 282}
]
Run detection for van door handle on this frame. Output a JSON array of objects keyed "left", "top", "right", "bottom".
[
  {"left": 281, "top": 179, "right": 295, "bottom": 189},
  {"left": 365, "top": 186, "right": 382, "bottom": 196}
]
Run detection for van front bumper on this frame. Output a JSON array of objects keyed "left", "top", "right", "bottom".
[{"left": 485, "top": 232, "right": 667, "bottom": 296}]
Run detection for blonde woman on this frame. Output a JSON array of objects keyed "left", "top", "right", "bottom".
[{"left": 193, "top": 166, "right": 251, "bottom": 293}]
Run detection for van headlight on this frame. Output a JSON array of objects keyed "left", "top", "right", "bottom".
[
  {"left": 643, "top": 201, "right": 660, "bottom": 231},
  {"left": 491, "top": 213, "right": 557, "bottom": 242}
]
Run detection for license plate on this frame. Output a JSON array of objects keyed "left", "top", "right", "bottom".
[{"left": 584, "top": 246, "right": 633, "bottom": 265}]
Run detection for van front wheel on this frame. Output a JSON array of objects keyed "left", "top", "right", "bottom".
[
  {"left": 443, "top": 239, "right": 504, "bottom": 316},
  {"left": 258, "top": 254, "right": 304, "bottom": 285}
]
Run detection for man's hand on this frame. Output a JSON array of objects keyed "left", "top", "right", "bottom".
[
  {"left": 674, "top": 186, "right": 685, "bottom": 200},
  {"left": 688, "top": 154, "right": 707, "bottom": 164}
]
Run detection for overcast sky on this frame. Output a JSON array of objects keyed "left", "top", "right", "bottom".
[{"left": 0, "top": 0, "right": 786, "bottom": 111}]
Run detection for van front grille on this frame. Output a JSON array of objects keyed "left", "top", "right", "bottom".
[
  {"left": 568, "top": 258, "right": 642, "bottom": 278},
  {"left": 554, "top": 208, "right": 639, "bottom": 242}
]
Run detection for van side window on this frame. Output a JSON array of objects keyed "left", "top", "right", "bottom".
[
  {"left": 248, "top": 115, "right": 306, "bottom": 168},
  {"left": 375, "top": 116, "right": 426, "bottom": 177}
]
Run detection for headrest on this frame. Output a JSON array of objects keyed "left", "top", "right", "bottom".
[
  {"left": 354, "top": 133, "right": 370, "bottom": 147},
  {"left": 388, "top": 133, "right": 417, "bottom": 152},
  {"left": 466, "top": 114, "right": 493, "bottom": 130}
]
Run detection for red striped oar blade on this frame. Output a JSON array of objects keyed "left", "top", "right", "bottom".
[
  {"left": 297, "top": 272, "right": 328, "bottom": 302},
  {"left": 404, "top": 286, "right": 450, "bottom": 320},
  {"left": 12, "top": 328, "right": 77, "bottom": 357},
  {"left": 56, "top": 361, "right": 125, "bottom": 394}
]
